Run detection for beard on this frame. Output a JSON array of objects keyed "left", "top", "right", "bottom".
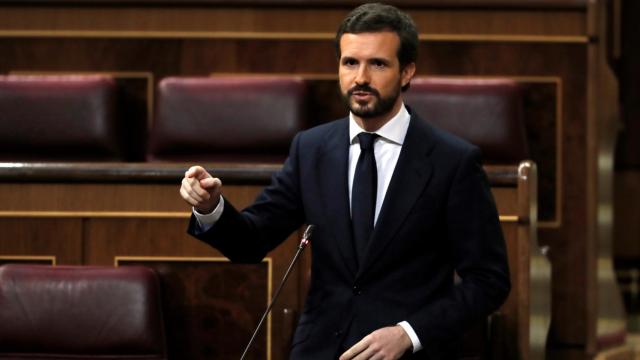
[{"left": 341, "top": 82, "right": 401, "bottom": 119}]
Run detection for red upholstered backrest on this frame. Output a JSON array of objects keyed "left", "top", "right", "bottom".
[
  {"left": 0, "top": 265, "right": 167, "bottom": 360},
  {"left": 149, "top": 77, "right": 307, "bottom": 162},
  {"left": 404, "top": 77, "right": 529, "bottom": 164},
  {"left": 0, "top": 76, "right": 123, "bottom": 161}
]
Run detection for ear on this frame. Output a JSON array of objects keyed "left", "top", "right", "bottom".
[{"left": 401, "top": 63, "right": 416, "bottom": 88}]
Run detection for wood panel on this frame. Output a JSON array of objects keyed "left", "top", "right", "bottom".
[
  {"left": 117, "top": 258, "right": 271, "bottom": 360},
  {"left": 0, "top": 7, "right": 586, "bottom": 37},
  {"left": 497, "top": 222, "right": 525, "bottom": 358},
  {"left": 79, "top": 189, "right": 302, "bottom": 360},
  {"left": 0, "top": 218, "right": 82, "bottom": 265}
]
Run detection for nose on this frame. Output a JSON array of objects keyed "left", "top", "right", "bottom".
[{"left": 355, "top": 65, "right": 370, "bottom": 85}]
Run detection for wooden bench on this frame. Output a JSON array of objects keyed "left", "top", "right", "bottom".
[{"left": 0, "top": 160, "right": 548, "bottom": 359}]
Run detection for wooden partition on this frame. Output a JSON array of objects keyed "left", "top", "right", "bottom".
[
  {"left": 0, "top": 161, "right": 545, "bottom": 359},
  {"left": 0, "top": 162, "right": 299, "bottom": 360}
]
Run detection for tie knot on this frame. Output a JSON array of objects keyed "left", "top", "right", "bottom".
[{"left": 357, "top": 133, "right": 378, "bottom": 151}]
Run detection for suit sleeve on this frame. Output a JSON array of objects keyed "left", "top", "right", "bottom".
[
  {"left": 407, "top": 146, "right": 511, "bottom": 355},
  {"left": 187, "top": 133, "right": 306, "bottom": 263}
]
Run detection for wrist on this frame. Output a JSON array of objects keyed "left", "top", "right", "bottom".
[
  {"left": 195, "top": 197, "right": 220, "bottom": 215},
  {"left": 395, "top": 325, "right": 412, "bottom": 352},
  {"left": 195, "top": 206, "right": 214, "bottom": 215}
]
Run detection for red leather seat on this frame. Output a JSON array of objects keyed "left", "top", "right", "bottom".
[
  {"left": 0, "top": 75, "right": 124, "bottom": 161},
  {"left": 405, "top": 77, "right": 529, "bottom": 164},
  {"left": 149, "top": 76, "right": 307, "bottom": 162},
  {"left": 0, "top": 265, "right": 167, "bottom": 360}
]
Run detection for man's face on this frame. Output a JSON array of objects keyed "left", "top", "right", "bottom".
[{"left": 338, "top": 31, "right": 415, "bottom": 120}]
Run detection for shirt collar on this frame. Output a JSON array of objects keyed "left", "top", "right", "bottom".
[{"left": 349, "top": 103, "right": 411, "bottom": 146}]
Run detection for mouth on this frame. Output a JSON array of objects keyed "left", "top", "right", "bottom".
[
  {"left": 350, "top": 90, "right": 377, "bottom": 103},
  {"left": 352, "top": 91, "right": 373, "bottom": 101}
]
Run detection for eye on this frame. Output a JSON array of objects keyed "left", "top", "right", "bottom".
[
  {"left": 342, "top": 58, "right": 358, "bottom": 67},
  {"left": 371, "top": 59, "right": 387, "bottom": 68}
]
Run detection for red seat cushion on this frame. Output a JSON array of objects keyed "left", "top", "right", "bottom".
[
  {"left": 405, "top": 77, "right": 528, "bottom": 164},
  {"left": 0, "top": 75, "right": 124, "bottom": 161},
  {"left": 0, "top": 265, "right": 167, "bottom": 359},
  {"left": 149, "top": 76, "right": 307, "bottom": 162}
]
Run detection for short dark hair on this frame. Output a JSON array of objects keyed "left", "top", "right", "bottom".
[{"left": 335, "top": 2, "right": 419, "bottom": 70}]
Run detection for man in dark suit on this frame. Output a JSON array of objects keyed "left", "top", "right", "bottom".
[{"left": 180, "top": 3, "right": 510, "bottom": 359}]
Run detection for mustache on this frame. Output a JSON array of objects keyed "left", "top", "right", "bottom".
[{"left": 347, "top": 85, "right": 380, "bottom": 97}]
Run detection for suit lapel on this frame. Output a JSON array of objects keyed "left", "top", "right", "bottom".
[
  {"left": 318, "top": 119, "right": 358, "bottom": 276},
  {"left": 357, "top": 116, "right": 435, "bottom": 278}
]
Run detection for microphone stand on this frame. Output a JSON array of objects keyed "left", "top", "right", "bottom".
[{"left": 239, "top": 225, "right": 315, "bottom": 360}]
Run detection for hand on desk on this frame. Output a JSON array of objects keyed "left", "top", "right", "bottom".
[
  {"left": 339, "top": 325, "right": 412, "bottom": 360},
  {"left": 180, "top": 165, "right": 222, "bottom": 214}
]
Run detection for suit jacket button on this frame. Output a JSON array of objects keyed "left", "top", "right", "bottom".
[
  {"left": 334, "top": 330, "right": 342, "bottom": 337},
  {"left": 353, "top": 285, "right": 361, "bottom": 295}
]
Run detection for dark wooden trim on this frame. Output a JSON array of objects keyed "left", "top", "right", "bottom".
[
  {"left": 0, "top": 0, "right": 588, "bottom": 9},
  {"left": 0, "top": 162, "right": 279, "bottom": 184},
  {"left": 0, "top": 162, "right": 519, "bottom": 186}
]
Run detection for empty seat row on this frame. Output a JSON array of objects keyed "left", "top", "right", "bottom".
[{"left": 0, "top": 75, "right": 528, "bottom": 164}]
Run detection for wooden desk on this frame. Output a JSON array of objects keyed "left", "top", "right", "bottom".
[{"left": 0, "top": 160, "right": 546, "bottom": 359}]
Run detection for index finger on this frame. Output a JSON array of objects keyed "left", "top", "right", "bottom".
[
  {"left": 339, "top": 338, "right": 369, "bottom": 360},
  {"left": 185, "top": 165, "right": 209, "bottom": 180}
]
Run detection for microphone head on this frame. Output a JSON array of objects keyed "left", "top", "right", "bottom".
[{"left": 303, "top": 224, "right": 315, "bottom": 241}]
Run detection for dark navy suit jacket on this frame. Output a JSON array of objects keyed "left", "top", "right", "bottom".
[{"left": 188, "top": 113, "right": 510, "bottom": 359}]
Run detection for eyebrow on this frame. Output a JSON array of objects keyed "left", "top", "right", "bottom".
[
  {"left": 369, "top": 58, "right": 391, "bottom": 64},
  {"left": 340, "top": 56, "right": 392, "bottom": 64}
]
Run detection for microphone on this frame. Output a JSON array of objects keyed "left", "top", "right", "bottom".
[{"left": 239, "top": 224, "right": 315, "bottom": 360}]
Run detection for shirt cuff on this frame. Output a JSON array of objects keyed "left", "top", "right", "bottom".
[
  {"left": 397, "top": 321, "right": 422, "bottom": 353},
  {"left": 193, "top": 196, "right": 224, "bottom": 232}
]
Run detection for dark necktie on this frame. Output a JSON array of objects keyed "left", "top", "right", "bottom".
[{"left": 352, "top": 132, "right": 379, "bottom": 263}]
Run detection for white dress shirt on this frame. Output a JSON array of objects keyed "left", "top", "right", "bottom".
[
  {"left": 194, "top": 103, "right": 422, "bottom": 353},
  {"left": 348, "top": 104, "right": 422, "bottom": 353},
  {"left": 348, "top": 104, "right": 408, "bottom": 225}
]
